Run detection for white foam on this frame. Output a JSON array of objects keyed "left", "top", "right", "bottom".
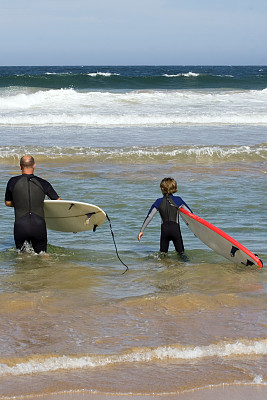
[
  {"left": 163, "top": 72, "right": 200, "bottom": 77},
  {"left": 87, "top": 72, "right": 120, "bottom": 77},
  {"left": 1, "top": 113, "right": 267, "bottom": 126},
  {"left": 253, "top": 375, "right": 264, "bottom": 384},
  {"left": 0, "top": 145, "right": 266, "bottom": 161},
  {"left": 0, "top": 339, "right": 266, "bottom": 377},
  {"left": 0, "top": 88, "right": 267, "bottom": 126}
]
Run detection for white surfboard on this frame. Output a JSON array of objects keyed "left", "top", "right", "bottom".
[
  {"left": 179, "top": 206, "right": 263, "bottom": 268},
  {"left": 44, "top": 200, "right": 106, "bottom": 233}
]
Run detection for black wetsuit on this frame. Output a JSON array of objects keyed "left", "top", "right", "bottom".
[
  {"left": 5, "top": 174, "right": 59, "bottom": 253},
  {"left": 140, "top": 194, "right": 192, "bottom": 253}
]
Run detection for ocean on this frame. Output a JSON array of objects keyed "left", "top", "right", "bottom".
[{"left": 0, "top": 66, "right": 266, "bottom": 399}]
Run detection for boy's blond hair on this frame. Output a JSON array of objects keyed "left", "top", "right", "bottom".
[{"left": 160, "top": 177, "right": 177, "bottom": 195}]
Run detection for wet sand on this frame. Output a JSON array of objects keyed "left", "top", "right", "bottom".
[{"left": 1, "top": 385, "right": 266, "bottom": 400}]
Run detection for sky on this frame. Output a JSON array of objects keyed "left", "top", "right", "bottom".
[{"left": 0, "top": 0, "right": 266, "bottom": 65}]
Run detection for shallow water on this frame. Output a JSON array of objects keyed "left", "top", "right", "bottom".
[{"left": 0, "top": 66, "right": 266, "bottom": 398}]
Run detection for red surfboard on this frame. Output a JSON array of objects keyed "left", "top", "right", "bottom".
[{"left": 179, "top": 207, "right": 263, "bottom": 268}]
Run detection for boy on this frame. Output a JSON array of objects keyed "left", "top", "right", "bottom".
[{"left": 138, "top": 177, "right": 192, "bottom": 255}]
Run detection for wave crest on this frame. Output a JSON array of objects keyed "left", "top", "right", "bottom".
[
  {"left": 1, "top": 145, "right": 266, "bottom": 165},
  {"left": 1, "top": 87, "right": 267, "bottom": 127},
  {"left": 1, "top": 339, "right": 266, "bottom": 377}
]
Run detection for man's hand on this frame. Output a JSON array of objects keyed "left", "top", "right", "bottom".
[{"left": 5, "top": 201, "right": 14, "bottom": 207}]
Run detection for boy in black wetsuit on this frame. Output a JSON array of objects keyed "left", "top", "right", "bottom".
[
  {"left": 5, "top": 155, "right": 61, "bottom": 253},
  {"left": 138, "top": 177, "right": 192, "bottom": 256}
]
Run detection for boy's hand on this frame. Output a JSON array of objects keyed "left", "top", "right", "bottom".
[{"left": 138, "top": 232, "right": 143, "bottom": 242}]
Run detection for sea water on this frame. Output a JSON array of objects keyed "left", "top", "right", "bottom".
[{"left": 0, "top": 66, "right": 266, "bottom": 397}]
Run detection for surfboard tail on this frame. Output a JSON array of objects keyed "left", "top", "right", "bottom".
[{"left": 179, "top": 206, "right": 263, "bottom": 268}]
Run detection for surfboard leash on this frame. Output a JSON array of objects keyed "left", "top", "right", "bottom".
[{"left": 105, "top": 213, "right": 129, "bottom": 274}]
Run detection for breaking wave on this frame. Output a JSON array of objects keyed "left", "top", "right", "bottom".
[
  {"left": 0, "top": 339, "right": 266, "bottom": 377},
  {"left": 1, "top": 144, "right": 266, "bottom": 164},
  {"left": 0, "top": 87, "right": 267, "bottom": 127}
]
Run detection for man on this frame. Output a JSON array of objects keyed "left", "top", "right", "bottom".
[{"left": 5, "top": 155, "right": 61, "bottom": 253}]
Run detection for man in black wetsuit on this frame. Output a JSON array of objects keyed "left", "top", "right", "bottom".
[
  {"left": 138, "top": 177, "right": 192, "bottom": 256},
  {"left": 5, "top": 155, "right": 61, "bottom": 253}
]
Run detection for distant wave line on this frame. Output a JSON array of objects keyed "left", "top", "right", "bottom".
[
  {"left": 163, "top": 72, "right": 200, "bottom": 77},
  {"left": 1, "top": 72, "right": 267, "bottom": 90}
]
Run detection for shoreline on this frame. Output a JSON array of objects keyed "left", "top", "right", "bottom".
[{"left": 1, "top": 383, "right": 266, "bottom": 400}]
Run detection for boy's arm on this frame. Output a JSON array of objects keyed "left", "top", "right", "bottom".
[{"left": 138, "top": 206, "right": 158, "bottom": 241}]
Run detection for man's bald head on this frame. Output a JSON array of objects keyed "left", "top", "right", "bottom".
[{"left": 20, "top": 155, "right": 35, "bottom": 172}]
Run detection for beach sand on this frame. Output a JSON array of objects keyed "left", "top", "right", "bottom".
[{"left": 2, "top": 385, "right": 266, "bottom": 400}]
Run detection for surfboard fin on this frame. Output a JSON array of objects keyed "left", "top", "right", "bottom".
[
  {"left": 85, "top": 212, "right": 96, "bottom": 225},
  {"left": 230, "top": 246, "right": 239, "bottom": 257}
]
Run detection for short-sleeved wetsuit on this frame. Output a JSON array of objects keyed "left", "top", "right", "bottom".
[
  {"left": 140, "top": 194, "right": 192, "bottom": 253},
  {"left": 5, "top": 174, "right": 59, "bottom": 253}
]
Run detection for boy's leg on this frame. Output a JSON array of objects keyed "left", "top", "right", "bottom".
[{"left": 160, "top": 223, "right": 170, "bottom": 252}]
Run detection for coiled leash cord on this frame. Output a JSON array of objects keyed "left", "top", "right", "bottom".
[{"left": 105, "top": 213, "right": 129, "bottom": 274}]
